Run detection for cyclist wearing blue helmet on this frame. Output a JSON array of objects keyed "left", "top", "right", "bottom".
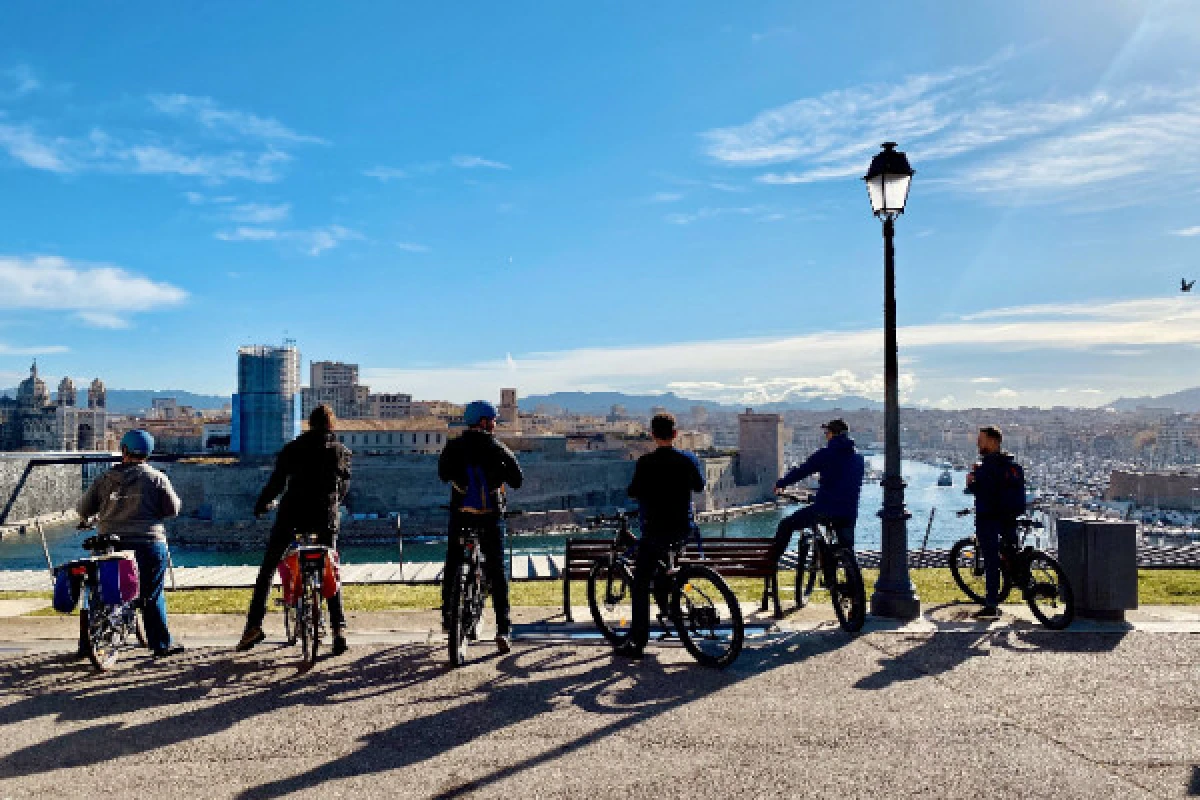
[
  {"left": 438, "top": 399, "right": 523, "bottom": 652},
  {"left": 77, "top": 428, "right": 184, "bottom": 657}
]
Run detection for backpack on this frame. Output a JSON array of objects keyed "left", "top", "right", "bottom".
[
  {"left": 1000, "top": 461, "right": 1027, "bottom": 517},
  {"left": 458, "top": 464, "right": 495, "bottom": 514}
]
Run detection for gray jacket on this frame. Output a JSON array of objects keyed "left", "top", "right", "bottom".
[{"left": 78, "top": 463, "right": 182, "bottom": 543}]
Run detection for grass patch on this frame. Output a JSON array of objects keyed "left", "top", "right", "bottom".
[{"left": 14, "top": 568, "right": 1200, "bottom": 616}]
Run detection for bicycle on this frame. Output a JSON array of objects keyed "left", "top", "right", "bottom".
[
  {"left": 586, "top": 511, "right": 744, "bottom": 668},
  {"left": 793, "top": 515, "right": 866, "bottom": 633},
  {"left": 445, "top": 508, "right": 521, "bottom": 667},
  {"left": 948, "top": 511, "right": 1075, "bottom": 629},
  {"left": 276, "top": 532, "right": 338, "bottom": 667},
  {"left": 58, "top": 531, "right": 146, "bottom": 671}
]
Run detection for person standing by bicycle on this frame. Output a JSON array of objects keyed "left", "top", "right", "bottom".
[
  {"left": 438, "top": 400, "right": 524, "bottom": 654},
  {"left": 964, "top": 425, "right": 1025, "bottom": 620},
  {"left": 76, "top": 429, "right": 184, "bottom": 658},
  {"left": 771, "top": 418, "right": 864, "bottom": 561},
  {"left": 615, "top": 413, "right": 706, "bottom": 660},
  {"left": 236, "top": 404, "right": 352, "bottom": 655}
]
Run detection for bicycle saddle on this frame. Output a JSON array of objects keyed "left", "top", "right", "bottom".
[{"left": 82, "top": 533, "right": 122, "bottom": 552}]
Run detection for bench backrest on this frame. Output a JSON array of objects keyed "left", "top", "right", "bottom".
[{"left": 564, "top": 536, "right": 778, "bottom": 579}]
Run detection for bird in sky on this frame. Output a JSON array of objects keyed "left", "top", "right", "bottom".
[{"left": 1182, "top": 279, "right": 1195, "bottom": 292}]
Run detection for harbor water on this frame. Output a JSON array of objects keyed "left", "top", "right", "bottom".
[{"left": 0, "top": 458, "right": 979, "bottom": 571}]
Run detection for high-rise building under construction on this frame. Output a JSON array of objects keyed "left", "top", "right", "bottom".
[{"left": 233, "top": 343, "right": 301, "bottom": 456}]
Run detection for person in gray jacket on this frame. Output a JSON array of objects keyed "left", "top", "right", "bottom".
[{"left": 77, "top": 429, "right": 183, "bottom": 657}]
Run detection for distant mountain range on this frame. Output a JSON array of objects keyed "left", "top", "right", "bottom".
[
  {"left": 1106, "top": 387, "right": 1200, "bottom": 412},
  {"left": 0, "top": 388, "right": 231, "bottom": 415},
  {"left": 519, "top": 391, "right": 882, "bottom": 415}
]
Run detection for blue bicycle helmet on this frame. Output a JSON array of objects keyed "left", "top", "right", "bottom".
[
  {"left": 463, "top": 400, "right": 498, "bottom": 427},
  {"left": 120, "top": 429, "right": 155, "bottom": 457}
]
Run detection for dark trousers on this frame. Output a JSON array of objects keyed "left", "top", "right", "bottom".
[
  {"left": 628, "top": 537, "right": 675, "bottom": 650},
  {"left": 245, "top": 523, "right": 345, "bottom": 632},
  {"left": 773, "top": 507, "right": 855, "bottom": 560},
  {"left": 976, "top": 517, "right": 1019, "bottom": 607},
  {"left": 442, "top": 515, "right": 510, "bottom": 635},
  {"left": 81, "top": 539, "right": 173, "bottom": 653}
]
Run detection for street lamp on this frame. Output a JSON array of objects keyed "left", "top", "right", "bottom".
[{"left": 864, "top": 142, "right": 920, "bottom": 619}]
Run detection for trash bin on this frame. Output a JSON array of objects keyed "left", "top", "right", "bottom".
[{"left": 1056, "top": 520, "right": 1138, "bottom": 621}]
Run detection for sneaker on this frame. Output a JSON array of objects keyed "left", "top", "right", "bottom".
[
  {"left": 613, "top": 642, "right": 644, "bottom": 660},
  {"left": 972, "top": 606, "right": 1001, "bottom": 620},
  {"left": 153, "top": 644, "right": 186, "bottom": 658},
  {"left": 331, "top": 634, "right": 349, "bottom": 657},
  {"left": 495, "top": 634, "right": 511, "bottom": 655},
  {"left": 235, "top": 627, "right": 266, "bottom": 652}
]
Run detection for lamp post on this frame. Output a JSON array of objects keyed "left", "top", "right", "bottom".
[{"left": 864, "top": 142, "right": 920, "bottom": 619}]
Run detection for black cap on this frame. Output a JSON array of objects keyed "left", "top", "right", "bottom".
[{"left": 821, "top": 418, "right": 849, "bottom": 435}]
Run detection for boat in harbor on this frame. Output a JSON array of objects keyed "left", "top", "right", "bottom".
[{"left": 937, "top": 462, "right": 954, "bottom": 487}]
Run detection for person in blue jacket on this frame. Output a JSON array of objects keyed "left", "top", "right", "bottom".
[{"left": 772, "top": 419, "right": 865, "bottom": 560}]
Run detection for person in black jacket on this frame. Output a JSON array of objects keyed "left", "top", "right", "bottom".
[
  {"left": 438, "top": 400, "right": 523, "bottom": 653},
  {"left": 964, "top": 425, "right": 1022, "bottom": 620},
  {"left": 236, "top": 405, "right": 352, "bottom": 654},
  {"left": 615, "top": 413, "right": 706, "bottom": 659}
]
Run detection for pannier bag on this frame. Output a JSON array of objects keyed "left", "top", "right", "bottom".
[
  {"left": 321, "top": 550, "right": 341, "bottom": 600},
  {"left": 277, "top": 551, "right": 302, "bottom": 606},
  {"left": 98, "top": 555, "right": 140, "bottom": 605},
  {"left": 52, "top": 562, "right": 88, "bottom": 613}
]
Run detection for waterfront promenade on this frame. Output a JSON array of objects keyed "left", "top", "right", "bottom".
[{"left": 0, "top": 605, "right": 1196, "bottom": 798}]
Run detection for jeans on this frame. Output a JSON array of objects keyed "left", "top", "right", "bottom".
[
  {"left": 773, "top": 507, "right": 855, "bottom": 561},
  {"left": 976, "top": 518, "right": 1019, "bottom": 607},
  {"left": 245, "top": 524, "right": 345, "bottom": 633},
  {"left": 627, "top": 537, "right": 675, "bottom": 650},
  {"left": 442, "top": 514, "right": 510, "bottom": 635}
]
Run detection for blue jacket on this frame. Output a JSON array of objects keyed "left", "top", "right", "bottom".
[{"left": 775, "top": 435, "right": 865, "bottom": 520}]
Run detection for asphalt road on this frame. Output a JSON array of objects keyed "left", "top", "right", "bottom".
[{"left": 0, "top": 624, "right": 1197, "bottom": 799}]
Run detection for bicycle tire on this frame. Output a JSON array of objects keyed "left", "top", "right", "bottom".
[
  {"left": 283, "top": 603, "right": 297, "bottom": 646},
  {"left": 587, "top": 557, "right": 635, "bottom": 644},
  {"left": 794, "top": 536, "right": 819, "bottom": 609},
  {"left": 827, "top": 547, "right": 866, "bottom": 633},
  {"left": 82, "top": 586, "right": 119, "bottom": 671},
  {"left": 302, "top": 579, "right": 322, "bottom": 667},
  {"left": 948, "top": 537, "right": 1011, "bottom": 605},
  {"left": 133, "top": 608, "right": 147, "bottom": 649},
  {"left": 671, "top": 564, "right": 743, "bottom": 668},
  {"left": 448, "top": 559, "right": 474, "bottom": 667},
  {"left": 1024, "top": 552, "right": 1074, "bottom": 630}
]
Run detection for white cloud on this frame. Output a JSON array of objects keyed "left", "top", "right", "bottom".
[
  {"left": 0, "top": 344, "right": 69, "bottom": 358},
  {"left": 230, "top": 202, "right": 290, "bottom": 223},
  {"left": 4, "top": 64, "right": 40, "bottom": 96},
  {"left": 1171, "top": 226, "right": 1200, "bottom": 237},
  {"left": 451, "top": 154, "right": 510, "bottom": 170},
  {"left": 215, "top": 224, "right": 361, "bottom": 256},
  {"left": 645, "top": 191, "right": 683, "bottom": 204},
  {"left": 148, "top": 94, "right": 326, "bottom": 144},
  {"left": 0, "top": 255, "right": 186, "bottom": 327},
  {"left": 396, "top": 241, "right": 430, "bottom": 253},
  {"left": 124, "top": 145, "right": 292, "bottom": 183},
  {"left": 362, "top": 295, "right": 1200, "bottom": 405},
  {"left": 970, "top": 377, "right": 999, "bottom": 384},
  {"left": 363, "top": 166, "right": 408, "bottom": 181},
  {"left": 664, "top": 206, "right": 766, "bottom": 225},
  {"left": 0, "top": 124, "right": 69, "bottom": 171},
  {"left": 702, "top": 49, "right": 1200, "bottom": 201}
]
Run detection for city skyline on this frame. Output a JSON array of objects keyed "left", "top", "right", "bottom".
[{"left": 2, "top": 3, "right": 1200, "bottom": 408}]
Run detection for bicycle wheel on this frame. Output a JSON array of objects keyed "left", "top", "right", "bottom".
[
  {"left": 587, "top": 557, "right": 635, "bottom": 644},
  {"left": 671, "top": 564, "right": 743, "bottom": 668},
  {"left": 448, "top": 557, "right": 478, "bottom": 667},
  {"left": 794, "top": 535, "right": 819, "bottom": 609},
  {"left": 82, "top": 587, "right": 120, "bottom": 671},
  {"left": 1024, "top": 552, "right": 1074, "bottom": 630},
  {"left": 302, "top": 579, "right": 322, "bottom": 667},
  {"left": 826, "top": 547, "right": 866, "bottom": 633},
  {"left": 948, "top": 538, "right": 1011, "bottom": 605},
  {"left": 283, "top": 602, "right": 297, "bottom": 646},
  {"left": 132, "top": 606, "right": 147, "bottom": 649}
]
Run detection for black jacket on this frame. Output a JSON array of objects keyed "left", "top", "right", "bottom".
[
  {"left": 628, "top": 446, "right": 706, "bottom": 542},
  {"left": 255, "top": 430, "right": 351, "bottom": 532},
  {"left": 964, "top": 450, "right": 1019, "bottom": 521},
  {"left": 438, "top": 429, "right": 523, "bottom": 513}
]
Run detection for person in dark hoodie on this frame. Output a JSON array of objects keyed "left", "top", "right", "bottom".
[
  {"left": 772, "top": 418, "right": 865, "bottom": 561},
  {"left": 237, "top": 404, "right": 352, "bottom": 654},
  {"left": 438, "top": 400, "right": 524, "bottom": 654},
  {"left": 964, "top": 425, "right": 1025, "bottom": 620}
]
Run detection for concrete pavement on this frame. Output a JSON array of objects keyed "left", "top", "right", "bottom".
[{"left": 0, "top": 604, "right": 1197, "bottom": 798}]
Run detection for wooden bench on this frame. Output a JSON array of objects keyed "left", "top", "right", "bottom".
[{"left": 562, "top": 536, "right": 783, "bottom": 621}]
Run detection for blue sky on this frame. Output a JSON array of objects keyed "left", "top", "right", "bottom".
[{"left": 2, "top": 1, "right": 1200, "bottom": 408}]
